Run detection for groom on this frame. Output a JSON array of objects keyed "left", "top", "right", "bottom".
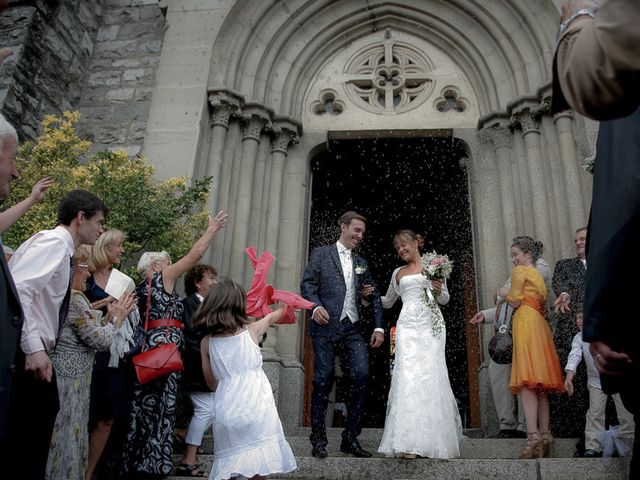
[{"left": 301, "top": 211, "right": 384, "bottom": 458}]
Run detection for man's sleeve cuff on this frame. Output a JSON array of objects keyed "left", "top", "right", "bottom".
[{"left": 374, "top": 327, "right": 384, "bottom": 335}]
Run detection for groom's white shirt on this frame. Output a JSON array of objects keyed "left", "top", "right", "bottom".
[{"left": 337, "top": 241, "right": 359, "bottom": 323}]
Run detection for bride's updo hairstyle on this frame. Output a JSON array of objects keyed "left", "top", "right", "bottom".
[
  {"left": 511, "top": 235, "right": 544, "bottom": 263},
  {"left": 394, "top": 229, "right": 426, "bottom": 253}
]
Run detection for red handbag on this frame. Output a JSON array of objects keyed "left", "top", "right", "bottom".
[{"left": 132, "top": 277, "right": 184, "bottom": 384}]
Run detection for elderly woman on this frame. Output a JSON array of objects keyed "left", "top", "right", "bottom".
[
  {"left": 85, "top": 228, "right": 142, "bottom": 480},
  {"left": 46, "top": 247, "right": 136, "bottom": 480},
  {"left": 120, "top": 211, "right": 227, "bottom": 477}
]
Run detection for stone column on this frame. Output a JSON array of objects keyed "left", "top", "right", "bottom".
[
  {"left": 540, "top": 108, "right": 572, "bottom": 260},
  {"left": 478, "top": 123, "right": 516, "bottom": 273},
  {"left": 511, "top": 103, "right": 554, "bottom": 254},
  {"left": 554, "top": 111, "right": 588, "bottom": 234},
  {"left": 471, "top": 138, "right": 505, "bottom": 307},
  {"left": 510, "top": 130, "right": 530, "bottom": 235},
  {"left": 274, "top": 135, "right": 305, "bottom": 432},
  {"left": 263, "top": 121, "right": 299, "bottom": 281},
  {"left": 229, "top": 104, "right": 272, "bottom": 286},
  {"left": 205, "top": 91, "right": 241, "bottom": 267},
  {"left": 247, "top": 135, "right": 271, "bottom": 250}
]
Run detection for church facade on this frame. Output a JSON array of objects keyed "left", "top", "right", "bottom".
[{"left": 0, "top": 0, "right": 595, "bottom": 433}]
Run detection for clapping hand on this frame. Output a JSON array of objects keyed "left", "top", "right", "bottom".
[{"left": 107, "top": 293, "right": 137, "bottom": 326}]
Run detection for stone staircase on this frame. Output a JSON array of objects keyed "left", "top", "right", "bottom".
[{"left": 169, "top": 428, "right": 630, "bottom": 479}]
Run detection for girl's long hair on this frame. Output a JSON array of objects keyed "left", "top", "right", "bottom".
[{"left": 193, "top": 277, "right": 248, "bottom": 336}]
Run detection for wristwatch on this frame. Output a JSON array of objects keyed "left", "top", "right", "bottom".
[{"left": 558, "top": 8, "right": 596, "bottom": 38}]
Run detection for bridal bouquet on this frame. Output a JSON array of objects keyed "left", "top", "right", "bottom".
[
  {"left": 420, "top": 251, "right": 453, "bottom": 337},
  {"left": 421, "top": 251, "right": 453, "bottom": 280}
]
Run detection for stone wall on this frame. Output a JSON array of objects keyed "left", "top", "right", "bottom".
[
  {"left": 0, "top": 0, "right": 102, "bottom": 139},
  {"left": 77, "top": 0, "right": 165, "bottom": 156}
]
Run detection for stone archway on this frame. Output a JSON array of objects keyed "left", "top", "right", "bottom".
[{"left": 302, "top": 131, "right": 480, "bottom": 428}]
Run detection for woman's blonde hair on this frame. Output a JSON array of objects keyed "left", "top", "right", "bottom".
[
  {"left": 393, "top": 229, "right": 425, "bottom": 253},
  {"left": 91, "top": 228, "right": 126, "bottom": 272},
  {"left": 74, "top": 245, "right": 92, "bottom": 265}
]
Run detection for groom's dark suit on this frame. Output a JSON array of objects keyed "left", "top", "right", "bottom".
[{"left": 301, "top": 243, "right": 384, "bottom": 450}]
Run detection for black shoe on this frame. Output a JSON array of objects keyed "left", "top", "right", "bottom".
[
  {"left": 584, "top": 449, "right": 602, "bottom": 458},
  {"left": 311, "top": 445, "right": 328, "bottom": 458},
  {"left": 340, "top": 438, "right": 372, "bottom": 458}
]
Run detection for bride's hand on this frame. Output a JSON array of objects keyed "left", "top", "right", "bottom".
[{"left": 431, "top": 279, "right": 442, "bottom": 296}]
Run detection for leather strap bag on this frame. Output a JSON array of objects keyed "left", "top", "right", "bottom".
[
  {"left": 132, "top": 276, "right": 184, "bottom": 384},
  {"left": 488, "top": 300, "right": 513, "bottom": 364}
]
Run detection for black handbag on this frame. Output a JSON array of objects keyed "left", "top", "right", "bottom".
[{"left": 488, "top": 301, "right": 513, "bottom": 364}]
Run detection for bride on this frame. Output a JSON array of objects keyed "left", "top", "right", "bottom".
[{"left": 378, "top": 229, "right": 462, "bottom": 459}]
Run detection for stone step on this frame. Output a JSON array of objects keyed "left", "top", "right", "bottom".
[
  {"left": 170, "top": 457, "right": 630, "bottom": 480},
  {"left": 168, "top": 428, "right": 630, "bottom": 479},
  {"left": 177, "top": 427, "right": 577, "bottom": 458}
]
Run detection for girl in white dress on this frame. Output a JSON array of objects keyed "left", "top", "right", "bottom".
[
  {"left": 193, "top": 278, "right": 297, "bottom": 480},
  {"left": 378, "top": 229, "right": 462, "bottom": 459}
]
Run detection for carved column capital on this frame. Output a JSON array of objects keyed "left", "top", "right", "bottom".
[
  {"left": 239, "top": 104, "right": 272, "bottom": 141},
  {"left": 208, "top": 90, "right": 243, "bottom": 129},
  {"left": 271, "top": 118, "right": 301, "bottom": 155},
  {"left": 510, "top": 104, "right": 541, "bottom": 135}
]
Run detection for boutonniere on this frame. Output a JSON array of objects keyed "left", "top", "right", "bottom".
[{"left": 355, "top": 265, "right": 367, "bottom": 275}]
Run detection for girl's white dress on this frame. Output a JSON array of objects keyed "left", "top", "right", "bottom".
[
  {"left": 378, "top": 269, "right": 462, "bottom": 459},
  {"left": 208, "top": 329, "right": 297, "bottom": 480}
]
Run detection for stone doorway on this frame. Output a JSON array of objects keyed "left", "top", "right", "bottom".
[{"left": 302, "top": 131, "right": 479, "bottom": 429}]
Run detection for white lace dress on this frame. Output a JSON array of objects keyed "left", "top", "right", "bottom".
[
  {"left": 208, "top": 329, "right": 297, "bottom": 480},
  {"left": 378, "top": 269, "right": 462, "bottom": 459}
]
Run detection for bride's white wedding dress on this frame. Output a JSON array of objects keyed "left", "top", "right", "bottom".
[{"left": 378, "top": 268, "right": 462, "bottom": 459}]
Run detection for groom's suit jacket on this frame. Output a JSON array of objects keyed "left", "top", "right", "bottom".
[{"left": 301, "top": 244, "right": 384, "bottom": 338}]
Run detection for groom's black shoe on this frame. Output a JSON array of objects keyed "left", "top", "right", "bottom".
[
  {"left": 311, "top": 444, "right": 328, "bottom": 458},
  {"left": 340, "top": 438, "right": 372, "bottom": 458}
]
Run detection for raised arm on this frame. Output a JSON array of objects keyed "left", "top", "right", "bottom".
[
  {"left": 162, "top": 211, "right": 228, "bottom": 292},
  {"left": 247, "top": 304, "right": 287, "bottom": 343},
  {"left": 0, "top": 177, "right": 53, "bottom": 233}
]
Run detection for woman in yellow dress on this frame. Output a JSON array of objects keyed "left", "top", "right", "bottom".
[{"left": 499, "top": 236, "right": 564, "bottom": 459}]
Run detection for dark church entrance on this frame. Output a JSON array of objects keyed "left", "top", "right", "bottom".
[{"left": 302, "top": 131, "right": 480, "bottom": 429}]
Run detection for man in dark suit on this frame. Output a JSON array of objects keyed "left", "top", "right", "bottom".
[
  {"left": 0, "top": 113, "right": 22, "bottom": 445},
  {"left": 550, "top": 227, "right": 589, "bottom": 450},
  {"left": 301, "top": 211, "right": 384, "bottom": 458},
  {"left": 552, "top": 0, "right": 640, "bottom": 474}
]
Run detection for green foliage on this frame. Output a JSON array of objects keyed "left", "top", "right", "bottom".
[{"left": 3, "top": 112, "right": 211, "bottom": 281}]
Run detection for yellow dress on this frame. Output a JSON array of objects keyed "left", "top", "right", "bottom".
[{"left": 507, "top": 266, "right": 564, "bottom": 394}]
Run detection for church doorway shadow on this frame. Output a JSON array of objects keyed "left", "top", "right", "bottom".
[{"left": 303, "top": 132, "right": 478, "bottom": 429}]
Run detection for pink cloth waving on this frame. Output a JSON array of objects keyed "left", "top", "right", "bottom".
[{"left": 245, "top": 247, "right": 314, "bottom": 324}]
